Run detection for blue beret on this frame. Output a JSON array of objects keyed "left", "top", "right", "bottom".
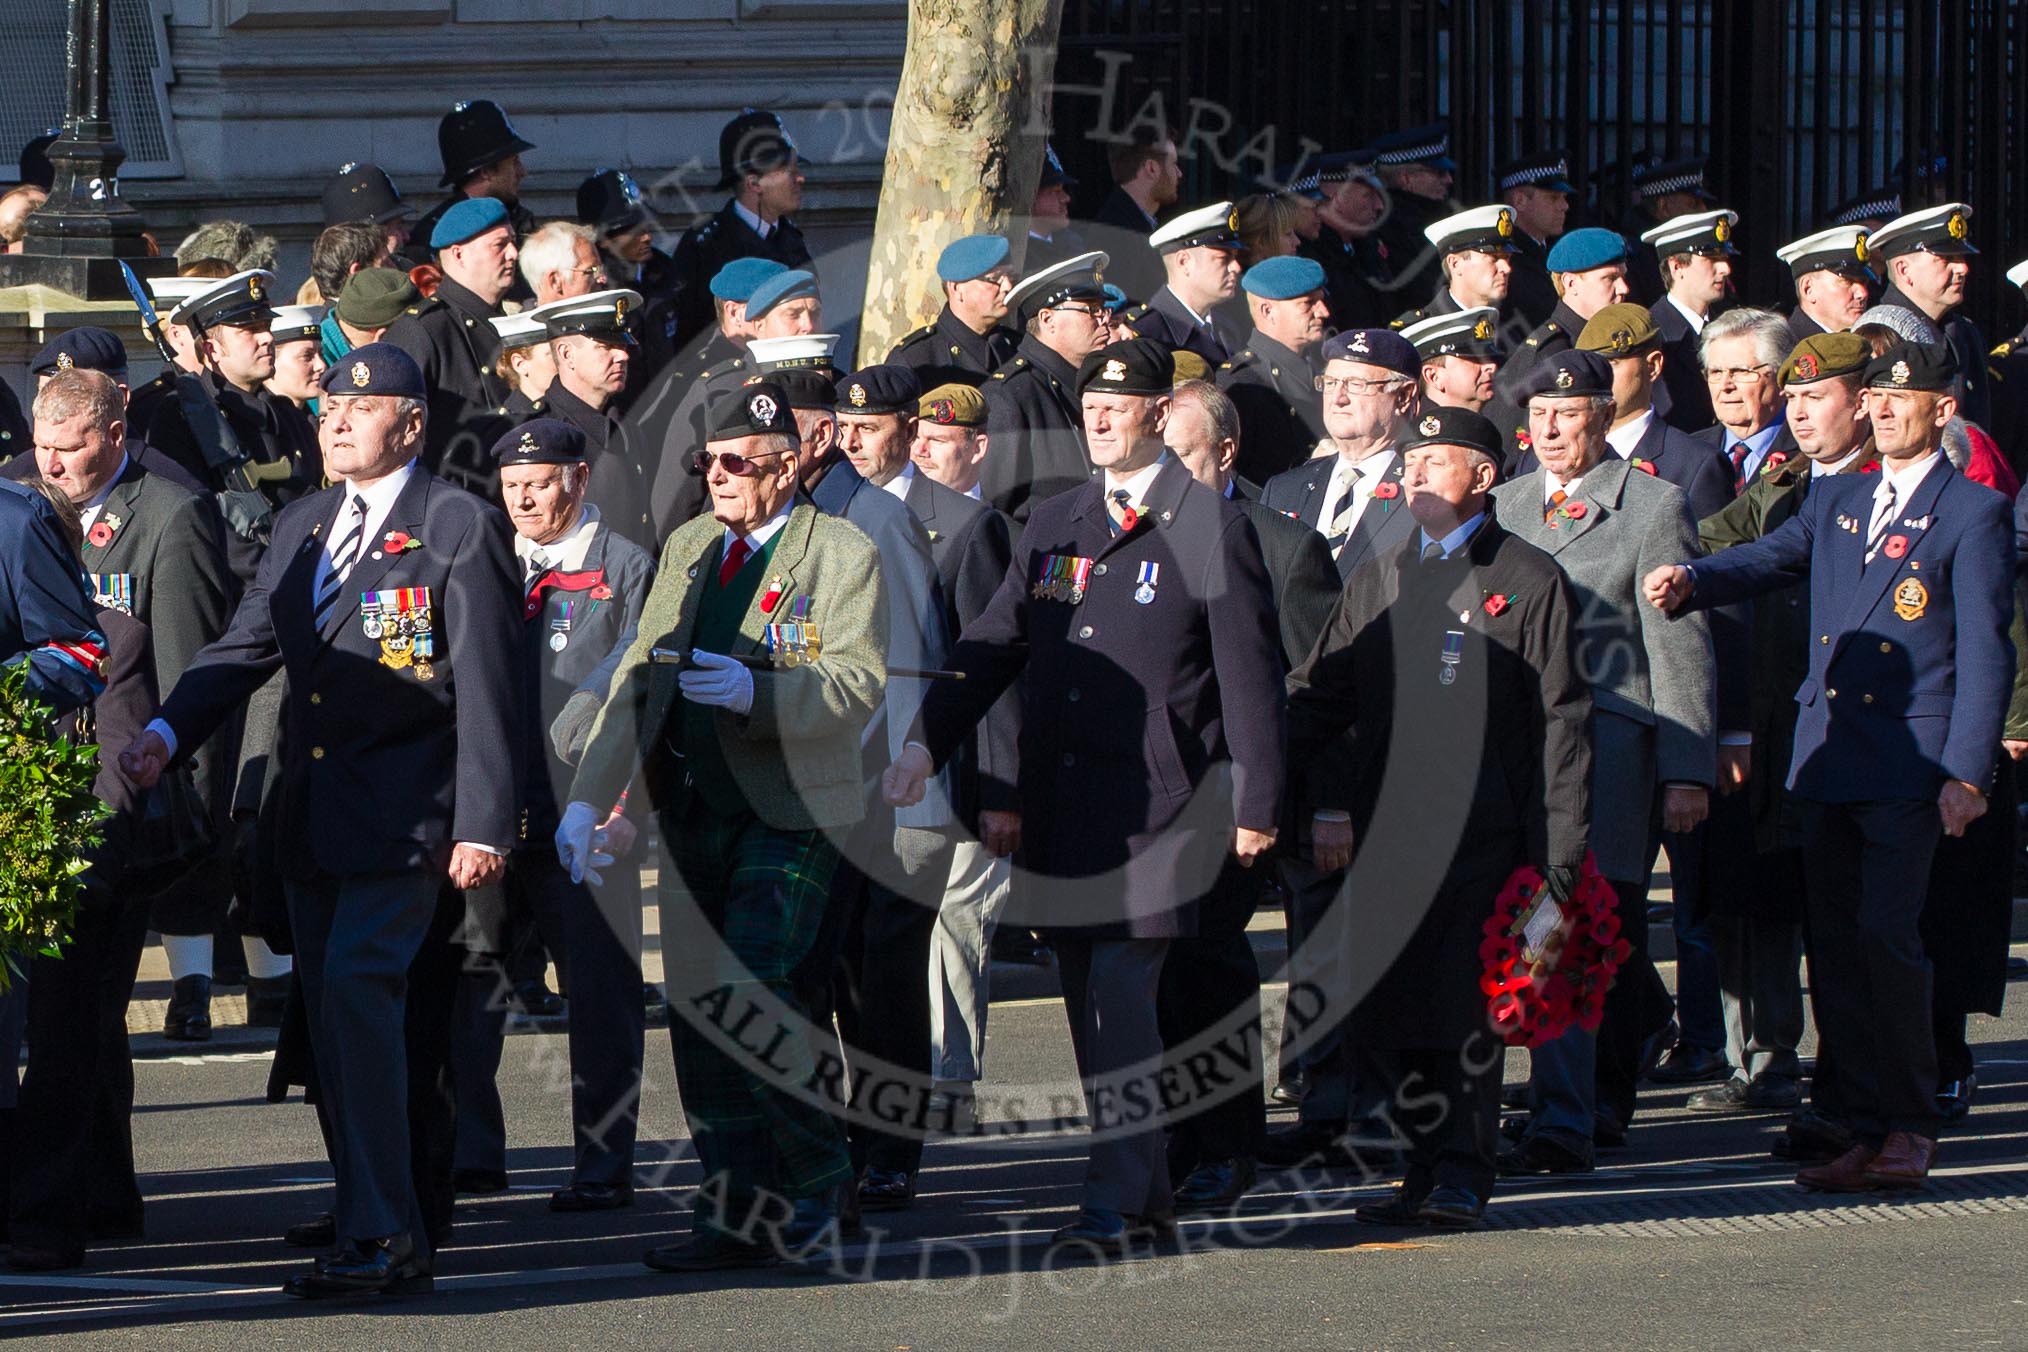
[
  {"left": 1514, "top": 349, "right": 1615, "bottom": 401},
  {"left": 745, "top": 269, "right": 818, "bottom": 321},
  {"left": 1241, "top": 255, "right": 1326, "bottom": 300},
  {"left": 318, "top": 341, "right": 428, "bottom": 400},
  {"left": 1544, "top": 226, "right": 1629, "bottom": 274},
  {"left": 430, "top": 196, "right": 511, "bottom": 250},
  {"left": 1101, "top": 283, "right": 1128, "bottom": 313},
  {"left": 32, "top": 326, "right": 128, "bottom": 377},
  {"left": 1320, "top": 328, "right": 1419, "bottom": 378},
  {"left": 936, "top": 234, "right": 1012, "bottom": 284},
  {"left": 835, "top": 364, "right": 922, "bottom": 415},
  {"left": 710, "top": 256, "right": 788, "bottom": 302},
  {"left": 493, "top": 418, "right": 587, "bottom": 467}
]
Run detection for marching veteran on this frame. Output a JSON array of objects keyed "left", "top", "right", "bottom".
[{"left": 556, "top": 382, "right": 889, "bottom": 1273}]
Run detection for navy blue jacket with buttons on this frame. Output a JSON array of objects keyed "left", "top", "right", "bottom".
[{"left": 1685, "top": 458, "right": 2015, "bottom": 802}]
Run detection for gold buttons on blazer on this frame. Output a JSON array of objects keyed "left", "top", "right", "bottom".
[
  {"left": 309, "top": 692, "right": 321, "bottom": 704},
  {"left": 311, "top": 746, "right": 326, "bottom": 759}
]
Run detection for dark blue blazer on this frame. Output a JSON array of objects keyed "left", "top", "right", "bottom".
[
  {"left": 1688, "top": 460, "right": 2016, "bottom": 802},
  {"left": 159, "top": 466, "right": 524, "bottom": 876},
  {"left": 1260, "top": 451, "right": 1416, "bottom": 580},
  {"left": 0, "top": 478, "right": 105, "bottom": 711}
]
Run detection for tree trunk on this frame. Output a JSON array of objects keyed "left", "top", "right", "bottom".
[{"left": 857, "top": 0, "right": 1065, "bottom": 362}]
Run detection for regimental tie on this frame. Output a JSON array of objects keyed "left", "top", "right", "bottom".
[
  {"left": 1864, "top": 482, "right": 1899, "bottom": 564},
  {"left": 524, "top": 548, "right": 551, "bottom": 597},
  {"left": 718, "top": 536, "right": 752, "bottom": 586},
  {"left": 1325, "top": 465, "right": 1363, "bottom": 549},
  {"left": 312, "top": 494, "right": 367, "bottom": 630},
  {"left": 1728, "top": 441, "right": 1751, "bottom": 494},
  {"left": 1544, "top": 488, "right": 1568, "bottom": 524},
  {"left": 1106, "top": 488, "right": 1138, "bottom": 532}
]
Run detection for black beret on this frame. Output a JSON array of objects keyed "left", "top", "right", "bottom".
[
  {"left": 492, "top": 418, "right": 587, "bottom": 467},
  {"left": 1514, "top": 349, "right": 1614, "bottom": 401},
  {"left": 31, "top": 326, "right": 128, "bottom": 377},
  {"left": 318, "top": 341, "right": 428, "bottom": 400},
  {"left": 1863, "top": 340, "right": 1957, "bottom": 393},
  {"left": 835, "top": 364, "right": 922, "bottom": 416},
  {"left": 707, "top": 381, "right": 798, "bottom": 442},
  {"left": 1076, "top": 337, "right": 1174, "bottom": 396},
  {"left": 1400, "top": 405, "right": 1502, "bottom": 459},
  {"left": 767, "top": 369, "right": 836, "bottom": 411}
]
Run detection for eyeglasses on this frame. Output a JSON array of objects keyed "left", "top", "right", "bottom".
[
  {"left": 1050, "top": 304, "right": 1110, "bottom": 322},
  {"left": 691, "top": 448, "right": 789, "bottom": 477},
  {"left": 1704, "top": 365, "right": 1773, "bottom": 385},
  {"left": 1316, "top": 375, "right": 1406, "bottom": 397}
]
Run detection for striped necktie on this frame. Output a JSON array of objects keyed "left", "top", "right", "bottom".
[
  {"left": 1545, "top": 488, "right": 1568, "bottom": 523},
  {"left": 1327, "top": 465, "right": 1363, "bottom": 537},
  {"left": 313, "top": 494, "right": 367, "bottom": 630},
  {"left": 1864, "top": 483, "right": 1899, "bottom": 564}
]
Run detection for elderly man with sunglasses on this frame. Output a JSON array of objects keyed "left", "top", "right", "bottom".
[{"left": 559, "top": 382, "right": 888, "bottom": 1273}]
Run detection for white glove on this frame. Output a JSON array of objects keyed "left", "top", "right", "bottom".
[
  {"left": 678, "top": 649, "right": 754, "bottom": 715},
  {"left": 554, "top": 800, "right": 614, "bottom": 886}
]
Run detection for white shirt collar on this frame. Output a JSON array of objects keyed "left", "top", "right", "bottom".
[
  {"left": 1605, "top": 408, "right": 1654, "bottom": 458},
  {"left": 876, "top": 460, "right": 915, "bottom": 502},
  {"left": 514, "top": 502, "right": 602, "bottom": 573},
  {"left": 1336, "top": 444, "right": 1397, "bottom": 480},
  {"left": 1544, "top": 468, "right": 1585, "bottom": 502},
  {"left": 77, "top": 454, "right": 131, "bottom": 532},
  {"left": 732, "top": 198, "right": 772, "bottom": 239},
  {"left": 1417, "top": 510, "right": 1486, "bottom": 559},
  {"left": 724, "top": 499, "right": 794, "bottom": 554},
  {"left": 1163, "top": 287, "right": 1214, "bottom": 328},
  {"left": 964, "top": 482, "right": 983, "bottom": 501},
  {"left": 333, "top": 460, "right": 419, "bottom": 557},
  {"left": 1103, "top": 452, "right": 1168, "bottom": 503},
  {"left": 1875, "top": 449, "right": 1943, "bottom": 501},
  {"left": 1664, "top": 292, "right": 1708, "bottom": 335}
]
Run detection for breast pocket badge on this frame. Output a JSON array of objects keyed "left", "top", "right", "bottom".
[{"left": 1892, "top": 577, "right": 1928, "bottom": 622}]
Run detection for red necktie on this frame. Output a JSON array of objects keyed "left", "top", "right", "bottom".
[
  {"left": 1728, "top": 442, "right": 1750, "bottom": 493},
  {"left": 718, "top": 536, "right": 751, "bottom": 587}
]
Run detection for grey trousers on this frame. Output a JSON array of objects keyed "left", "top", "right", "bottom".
[
  {"left": 1712, "top": 910, "right": 1805, "bottom": 1081},
  {"left": 928, "top": 839, "right": 1011, "bottom": 1083},
  {"left": 287, "top": 870, "right": 441, "bottom": 1243},
  {"left": 1055, "top": 936, "right": 1171, "bottom": 1216}
]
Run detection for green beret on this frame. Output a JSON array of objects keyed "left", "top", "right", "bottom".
[
  {"left": 1576, "top": 303, "right": 1662, "bottom": 356},
  {"left": 1779, "top": 332, "right": 1870, "bottom": 387}
]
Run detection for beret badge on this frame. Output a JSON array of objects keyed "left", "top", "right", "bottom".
[
  {"left": 1102, "top": 358, "right": 1127, "bottom": 382},
  {"left": 1554, "top": 366, "right": 1574, "bottom": 389},
  {"left": 1891, "top": 359, "right": 1911, "bottom": 386},
  {"left": 848, "top": 383, "right": 868, "bottom": 408},
  {"left": 1795, "top": 353, "right": 1819, "bottom": 379},
  {"left": 748, "top": 392, "right": 779, "bottom": 423},
  {"left": 1419, "top": 414, "right": 1441, "bottom": 435},
  {"left": 351, "top": 361, "right": 371, "bottom": 388},
  {"left": 929, "top": 398, "right": 956, "bottom": 424},
  {"left": 54, "top": 352, "right": 73, "bottom": 371}
]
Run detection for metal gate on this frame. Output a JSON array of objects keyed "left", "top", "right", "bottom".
[{"left": 1056, "top": 0, "right": 2028, "bottom": 335}]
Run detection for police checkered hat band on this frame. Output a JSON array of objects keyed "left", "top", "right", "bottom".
[{"left": 1497, "top": 158, "right": 1570, "bottom": 191}]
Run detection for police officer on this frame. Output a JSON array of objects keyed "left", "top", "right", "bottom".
[
  {"left": 577, "top": 168, "right": 683, "bottom": 396},
  {"left": 1776, "top": 224, "right": 1875, "bottom": 345},
  {"left": 979, "top": 250, "right": 1113, "bottom": 522},
  {"left": 523, "top": 288, "right": 657, "bottom": 551},
  {"left": 668, "top": 109, "right": 813, "bottom": 347},
  {"left": 1643, "top": 208, "right": 1740, "bottom": 432},
  {"left": 1366, "top": 124, "right": 1459, "bottom": 308},
  {"left": 1300, "top": 152, "right": 1396, "bottom": 331},
  {"left": 409, "top": 99, "right": 538, "bottom": 284},
  {"left": 1644, "top": 340, "right": 2016, "bottom": 1191},
  {"left": 1495, "top": 151, "right": 1577, "bottom": 331},
  {"left": 1867, "top": 202, "right": 1990, "bottom": 428},
  {"left": 888, "top": 234, "right": 1021, "bottom": 389},
  {"left": 120, "top": 343, "right": 523, "bottom": 1297},
  {"left": 885, "top": 336, "right": 1285, "bottom": 1256},
  {"left": 1216, "top": 254, "right": 1330, "bottom": 483},
  {"left": 320, "top": 162, "right": 414, "bottom": 268},
  {"left": 1114, "top": 202, "right": 1246, "bottom": 364},
  {"left": 1392, "top": 205, "right": 1520, "bottom": 329},
  {"left": 383, "top": 197, "right": 520, "bottom": 494}
]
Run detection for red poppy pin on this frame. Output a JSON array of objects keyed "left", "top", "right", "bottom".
[
  {"left": 1371, "top": 480, "right": 1400, "bottom": 501},
  {"left": 1483, "top": 592, "right": 1513, "bottom": 617},
  {"left": 1763, "top": 450, "right": 1790, "bottom": 472},
  {"left": 1562, "top": 500, "right": 1587, "bottom": 519},
  {"left": 589, "top": 582, "right": 614, "bottom": 601},
  {"left": 383, "top": 530, "right": 420, "bottom": 553},
  {"left": 1883, "top": 534, "right": 1909, "bottom": 559},
  {"left": 759, "top": 579, "right": 785, "bottom": 614},
  {"left": 1860, "top": 460, "right": 1882, "bottom": 474},
  {"left": 1631, "top": 458, "right": 1658, "bottom": 476},
  {"left": 87, "top": 520, "right": 115, "bottom": 548}
]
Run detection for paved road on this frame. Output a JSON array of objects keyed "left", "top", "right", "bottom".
[{"left": 8, "top": 955, "right": 2028, "bottom": 1348}]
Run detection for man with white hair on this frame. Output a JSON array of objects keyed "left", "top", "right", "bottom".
[
  {"left": 520, "top": 221, "right": 605, "bottom": 307},
  {"left": 1696, "top": 307, "right": 1800, "bottom": 494}
]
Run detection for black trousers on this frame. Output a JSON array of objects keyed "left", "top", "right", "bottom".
[
  {"left": 1159, "top": 859, "right": 1265, "bottom": 1170},
  {"left": 7, "top": 891, "right": 151, "bottom": 1253},
  {"left": 558, "top": 854, "right": 645, "bottom": 1186},
  {"left": 1594, "top": 873, "right": 1675, "bottom": 1129},
  {"left": 407, "top": 893, "right": 462, "bottom": 1251},
  {"left": 1382, "top": 1035, "right": 1502, "bottom": 1200},
  {"left": 817, "top": 801, "right": 951, "bottom": 1177},
  {"left": 1801, "top": 798, "right": 1943, "bottom": 1142},
  {"left": 1276, "top": 853, "right": 1388, "bottom": 1127}
]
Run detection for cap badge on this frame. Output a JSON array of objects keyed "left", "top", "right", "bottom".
[
  {"left": 1472, "top": 318, "right": 1492, "bottom": 340},
  {"left": 1496, "top": 209, "right": 1514, "bottom": 238},
  {"left": 1091, "top": 267, "right": 1105, "bottom": 286},
  {"left": 1947, "top": 211, "right": 1968, "bottom": 240},
  {"left": 1853, "top": 233, "right": 1869, "bottom": 262},
  {"left": 614, "top": 297, "right": 629, "bottom": 320},
  {"left": 518, "top": 430, "right": 539, "bottom": 455},
  {"left": 248, "top": 277, "right": 265, "bottom": 301},
  {"left": 748, "top": 393, "right": 779, "bottom": 424},
  {"left": 351, "top": 361, "right": 371, "bottom": 388},
  {"left": 338, "top": 161, "right": 359, "bottom": 175},
  {"left": 1227, "top": 210, "right": 1240, "bottom": 233},
  {"left": 848, "top": 383, "right": 868, "bottom": 407},
  {"left": 1713, "top": 219, "right": 1731, "bottom": 243},
  {"left": 1795, "top": 353, "right": 1819, "bottom": 380},
  {"left": 452, "top": 101, "right": 471, "bottom": 113},
  {"left": 1349, "top": 331, "right": 1371, "bottom": 354},
  {"left": 1419, "top": 414, "right": 1442, "bottom": 436},
  {"left": 54, "top": 352, "right": 73, "bottom": 371},
  {"left": 1891, "top": 359, "right": 1911, "bottom": 386},
  {"left": 1554, "top": 366, "right": 1574, "bottom": 389},
  {"left": 1102, "top": 358, "right": 1127, "bottom": 382},
  {"left": 1610, "top": 329, "right": 1632, "bottom": 354}
]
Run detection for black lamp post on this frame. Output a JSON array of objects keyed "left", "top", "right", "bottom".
[{"left": 0, "top": 0, "right": 169, "bottom": 298}]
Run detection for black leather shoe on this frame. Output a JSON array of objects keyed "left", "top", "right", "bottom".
[
  {"left": 1354, "top": 1181, "right": 1432, "bottom": 1226},
  {"left": 1256, "top": 1118, "right": 1385, "bottom": 1169},
  {"left": 1496, "top": 1133, "right": 1594, "bottom": 1176},
  {"left": 451, "top": 1167, "right": 509, "bottom": 1195},
  {"left": 1593, "top": 1107, "right": 1628, "bottom": 1148},
  {"left": 162, "top": 974, "right": 212, "bottom": 1042},
  {"left": 1744, "top": 1073, "right": 1803, "bottom": 1111},
  {"left": 244, "top": 975, "right": 290, "bottom": 1029},
  {"left": 1500, "top": 1082, "right": 1533, "bottom": 1110},
  {"left": 549, "top": 1182, "right": 634, "bottom": 1213},
  {"left": 1770, "top": 1108, "right": 1855, "bottom": 1163},
  {"left": 1417, "top": 1185, "right": 1486, "bottom": 1228},
  {"left": 284, "top": 1211, "right": 337, "bottom": 1247},
  {"left": 857, "top": 1168, "right": 915, "bottom": 1213},
  {"left": 776, "top": 1181, "right": 863, "bottom": 1254},
  {"left": 282, "top": 1233, "right": 431, "bottom": 1299},
  {"left": 6, "top": 1244, "right": 86, "bottom": 1272},
  {"left": 644, "top": 1232, "right": 779, "bottom": 1272},
  {"left": 1685, "top": 1076, "right": 1750, "bottom": 1113},
  {"left": 1645, "top": 1044, "right": 1731, "bottom": 1085},
  {"left": 511, "top": 980, "right": 566, "bottom": 1019},
  {"left": 1269, "top": 1071, "right": 1307, "bottom": 1106},
  {"left": 1173, "top": 1157, "right": 1257, "bottom": 1214},
  {"left": 1048, "top": 1207, "right": 1134, "bottom": 1256},
  {"left": 1937, "top": 1073, "right": 1977, "bottom": 1122}
]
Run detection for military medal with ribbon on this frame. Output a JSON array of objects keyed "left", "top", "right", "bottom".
[
  {"left": 1134, "top": 561, "right": 1160, "bottom": 605},
  {"left": 1034, "top": 554, "right": 1094, "bottom": 603},
  {"left": 89, "top": 572, "right": 135, "bottom": 615},
  {"left": 1439, "top": 628, "right": 1465, "bottom": 685},
  {"left": 550, "top": 598, "right": 575, "bottom": 651}
]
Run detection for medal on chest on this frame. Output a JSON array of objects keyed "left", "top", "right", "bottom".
[
  {"left": 1033, "top": 553, "right": 1094, "bottom": 603},
  {"left": 365, "top": 586, "right": 436, "bottom": 679},
  {"left": 1134, "top": 561, "right": 1160, "bottom": 605},
  {"left": 88, "top": 572, "right": 135, "bottom": 615},
  {"left": 550, "top": 598, "right": 575, "bottom": 651},
  {"left": 764, "top": 595, "right": 821, "bottom": 666},
  {"left": 1439, "top": 628, "right": 1465, "bottom": 685}
]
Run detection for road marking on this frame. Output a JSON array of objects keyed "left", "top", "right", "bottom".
[{"left": 0, "top": 1274, "right": 263, "bottom": 1295}]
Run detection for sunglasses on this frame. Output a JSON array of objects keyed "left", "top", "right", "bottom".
[{"left": 691, "top": 447, "right": 789, "bottom": 477}]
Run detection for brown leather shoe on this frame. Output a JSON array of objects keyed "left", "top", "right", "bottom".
[
  {"left": 1796, "top": 1142, "right": 1879, "bottom": 1192},
  {"left": 1862, "top": 1131, "right": 1937, "bottom": 1189}
]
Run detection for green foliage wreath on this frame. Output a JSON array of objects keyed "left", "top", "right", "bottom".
[{"left": 0, "top": 662, "right": 108, "bottom": 990}]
